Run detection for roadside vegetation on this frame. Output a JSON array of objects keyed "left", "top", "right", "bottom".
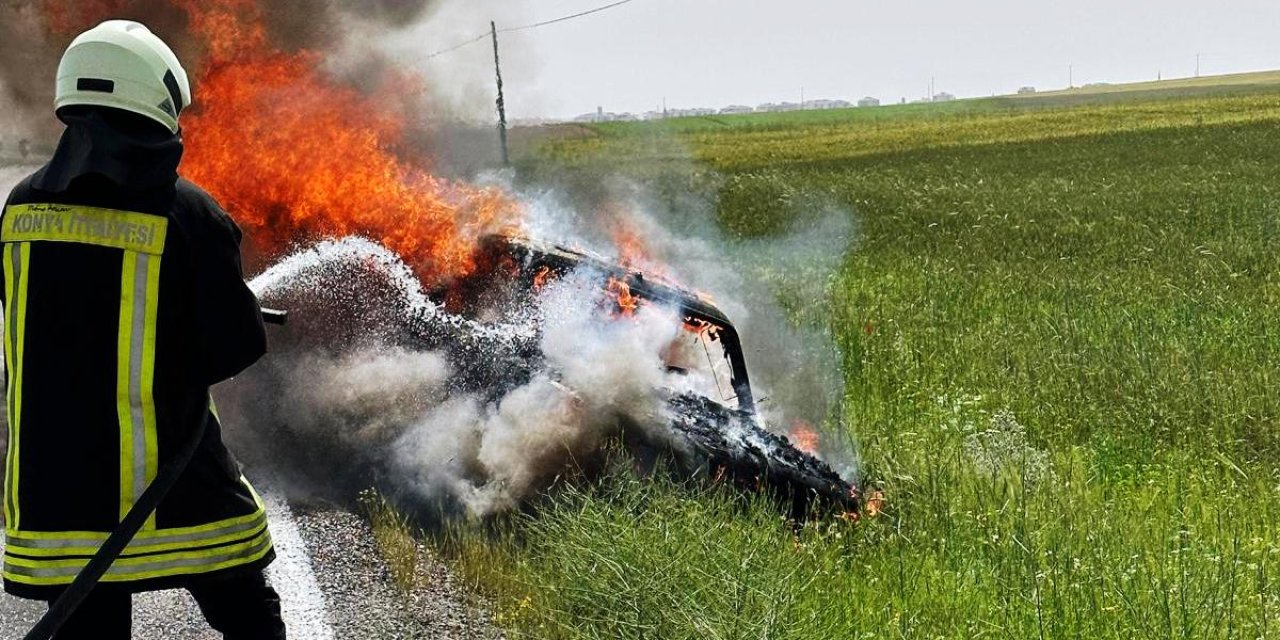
[
  {"left": 362, "top": 489, "right": 424, "bottom": 593},
  {"left": 431, "top": 82, "right": 1280, "bottom": 638}
]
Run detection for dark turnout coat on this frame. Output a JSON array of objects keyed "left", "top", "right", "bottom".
[{"left": 0, "top": 109, "right": 273, "bottom": 599}]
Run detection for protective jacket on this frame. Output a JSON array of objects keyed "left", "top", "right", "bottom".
[{"left": 1, "top": 109, "right": 273, "bottom": 600}]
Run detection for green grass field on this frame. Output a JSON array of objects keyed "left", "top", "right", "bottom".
[{"left": 430, "top": 79, "right": 1280, "bottom": 638}]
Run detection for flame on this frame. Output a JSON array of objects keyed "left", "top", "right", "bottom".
[
  {"left": 606, "top": 276, "right": 640, "bottom": 316},
  {"left": 612, "top": 219, "right": 655, "bottom": 273},
  {"left": 865, "top": 490, "right": 885, "bottom": 518},
  {"left": 40, "top": 0, "right": 518, "bottom": 287},
  {"left": 788, "top": 420, "right": 820, "bottom": 455},
  {"left": 532, "top": 266, "right": 554, "bottom": 291}
]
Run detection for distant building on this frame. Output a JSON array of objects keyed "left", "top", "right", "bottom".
[
  {"left": 932, "top": 92, "right": 956, "bottom": 102},
  {"left": 755, "top": 102, "right": 802, "bottom": 113},
  {"left": 807, "top": 99, "right": 853, "bottom": 110},
  {"left": 572, "top": 108, "right": 638, "bottom": 123},
  {"left": 858, "top": 97, "right": 881, "bottom": 108},
  {"left": 1017, "top": 86, "right": 1037, "bottom": 95},
  {"left": 719, "top": 105, "right": 753, "bottom": 115},
  {"left": 665, "top": 107, "right": 715, "bottom": 118}
]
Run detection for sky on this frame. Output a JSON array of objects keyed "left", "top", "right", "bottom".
[{"left": 394, "top": 0, "right": 1280, "bottom": 121}]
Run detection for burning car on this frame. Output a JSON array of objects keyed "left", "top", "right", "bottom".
[{"left": 242, "top": 234, "right": 859, "bottom": 519}]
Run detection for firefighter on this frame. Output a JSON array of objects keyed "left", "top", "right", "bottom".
[{"left": 0, "top": 20, "right": 285, "bottom": 639}]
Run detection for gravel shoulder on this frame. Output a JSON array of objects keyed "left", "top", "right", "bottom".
[{"left": 294, "top": 505, "right": 502, "bottom": 640}]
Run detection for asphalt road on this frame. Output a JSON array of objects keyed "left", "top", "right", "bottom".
[{"left": 0, "top": 491, "right": 499, "bottom": 639}]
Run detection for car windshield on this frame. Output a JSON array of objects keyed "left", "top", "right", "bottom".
[{"left": 662, "top": 317, "right": 740, "bottom": 410}]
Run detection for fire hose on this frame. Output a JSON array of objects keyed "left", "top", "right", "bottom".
[{"left": 20, "top": 307, "right": 288, "bottom": 640}]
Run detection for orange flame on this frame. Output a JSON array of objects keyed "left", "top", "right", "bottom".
[
  {"left": 40, "top": 0, "right": 518, "bottom": 287},
  {"left": 788, "top": 420, "right": 820, "bottom": 455},
  {"left": 606, "top": 277, "right": 640, "bottom": 316},
  {"left": 181, "top": 0, "right": 516, "bottom": 285},
  {"left": 865, "top": 490, "right": 885, "bottom": 518},
  {"left": 532, "top": 266, "right": 555, "bottom": 291},
  {"left": 612, "top": 219, "right": 656, "bottom": 273}
]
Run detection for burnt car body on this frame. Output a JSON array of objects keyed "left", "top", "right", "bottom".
[
  {"left": 242, "top": 233, "right": 859, "bottom": 518},
  {"left": 425, "top": 235, "right": 860, "bottom": 515}
]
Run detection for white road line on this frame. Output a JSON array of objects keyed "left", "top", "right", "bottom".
[{"left": 263, "top": 491, "right": 337, "bottom": 640}]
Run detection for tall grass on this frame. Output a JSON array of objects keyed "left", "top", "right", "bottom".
[
  {"left": 437, "top": 86, "right": 1280, "bottom": 638},
  {"left": 361, "top": 489, "right": 423, "bottom": 593}
]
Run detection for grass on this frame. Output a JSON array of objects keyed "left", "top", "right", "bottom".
[
  {"left": 430, "top": 79, "right": 1280, "bottom": 638},
  {"left": 361, "top": 489, "right": 423, "bottom": 593}
]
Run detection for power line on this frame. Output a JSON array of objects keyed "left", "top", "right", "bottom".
[
  {"left": 499, "top": 0, "right": 639, "bottom": 33},
  {"left": 424, "top": 32, "right": 489, "bottom": 60},
  {"left": 423, "top": 0, "right": 641, "bottom": 59}
]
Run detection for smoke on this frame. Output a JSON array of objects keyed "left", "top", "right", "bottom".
[
  {"left": 0, "top": 0, "right": 516, "bottom": 144},
  {"left": 392, "top": 273, "right": 686, "bottom": 515},
  {"left": 222, "top": 238, "right": 695, "bottom": 517},
  {"left": 499, "top": 167, "right": 858, "bottom": 470},
  {"left": 219, "top": 176, "right": 858, "bottom": 518}
]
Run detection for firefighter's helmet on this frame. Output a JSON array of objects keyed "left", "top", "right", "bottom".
[{"left": 55, "top": 20, "right": 191, "bottom": 134}]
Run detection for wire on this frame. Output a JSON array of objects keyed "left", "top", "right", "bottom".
[
  {"left": 423, "top": 32, "right": 490, "bottom": 60},
  {"left": 422, "top": 0, "right": 643, "bottom": 59},
  {"left": 499, "top": 0, "right": 639, "bottom": 33}
]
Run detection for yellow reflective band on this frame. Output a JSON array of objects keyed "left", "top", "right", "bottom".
[
  {"left": 1, "top": 204, "right": 167, "bottom": 256},
  {"left": 6, "top": 516, "right": 269, "bottom": 558},
  {"left": 117, "top": 252, "right": 138, "bottom": 521},
  {"left": 6, "top": 499, "right": 269, "bottom": 543},
  {"left": 3, "top": 243, "right": 15, "bottom": 527},
  {"left": 4, "top": 528, "right": 273, "bottom": 586},
  {"left": 6, "top": 528, "right": 270, "bottom": 569},
  {"left": 2, "top": 244, "right": 23, "bottom": 527},
  {"left": 115, "top": 250, "right": 164, "bottom": 526},
  {"left": 4, "top": 243, "right": 30, "bottom": 530},
  {"left": 141, "top": 253, "right": 161, "bottom": 531}
]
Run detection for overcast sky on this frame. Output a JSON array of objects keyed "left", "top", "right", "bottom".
[{"left": 401, "top": 0, "right": 1280, "bottom": 120}]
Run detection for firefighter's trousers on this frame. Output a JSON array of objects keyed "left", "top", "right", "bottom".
[{"left": 45, "top": 568, "right": 285, "bottom": 639}]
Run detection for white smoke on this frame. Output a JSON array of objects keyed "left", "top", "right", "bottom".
[
  {"left": 389, "top": 271, "right": 691, "bottom": 516},
  {"left": 490, "top": 178, "right": 858, "bottom": 467},
  {"left": 229, "top": 238, "right": 697, "bottom": 516}
]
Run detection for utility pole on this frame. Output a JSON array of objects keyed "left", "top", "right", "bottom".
[
  {"left": 1069, "top": 64, "right": 1073, "bottom": 89},
  {"left": 490, "top": 21, "right": 510, "bottom": 167},
  {"left": 1196, "top": 53, "right": 1201, "bottom": 78}
]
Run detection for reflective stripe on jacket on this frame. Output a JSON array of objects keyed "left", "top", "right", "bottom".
[{"left": 1, "top": 173, "right": 271, "bottom": 599}]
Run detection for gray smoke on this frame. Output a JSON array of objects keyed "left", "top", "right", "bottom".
[
  {"left": 502, "top": 169, "right": 859, "bottom": 470},
  {"left": 220, "top": 237, "right": 697, "bottom": 517},
  {"left": 0, "top": 0, "right": 499, "bottom": 146}
]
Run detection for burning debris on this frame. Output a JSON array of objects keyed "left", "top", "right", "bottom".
[{"left": 231, "top": 234, "right": 859, "bottom": 518}]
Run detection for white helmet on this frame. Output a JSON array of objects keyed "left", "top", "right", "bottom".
[{"left": 54, "top": 20, "right": 192, "bottom": 134}]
